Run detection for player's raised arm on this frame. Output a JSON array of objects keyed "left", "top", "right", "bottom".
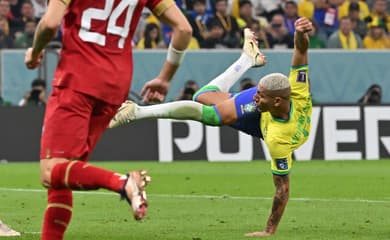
[
  {"left": 291, "top": 17, "right": 312, "bottom": 67},
  {"left": 25, "top": 0, "right": 67, "bottom": 69},
  {"left": 141, "top": 3, "right": 192, "bottom": 103}
]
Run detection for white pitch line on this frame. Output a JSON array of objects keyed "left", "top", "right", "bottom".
[
  {"left": 23, "top": 232, "right": 41, "bottom": 235},
  {"left": 0, "top": 187, "right": 389, "bottom": 204}
]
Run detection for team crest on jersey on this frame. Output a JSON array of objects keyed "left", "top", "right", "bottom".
[
  {"left": 242, "top": 103, "right": 257, "bottom": 114},
  {"left": 297, "top": 70, "right": 307, "bottom": 83},
  {"left": 275, "top": 158, "right": 288, "bottom": 170}
]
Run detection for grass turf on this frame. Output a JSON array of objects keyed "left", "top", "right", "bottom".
[{"left": 0, "top": 160, "right": 389, "bottom": 240}]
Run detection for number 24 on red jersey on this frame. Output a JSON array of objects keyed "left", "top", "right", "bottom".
[{"left": 78, "top": 0, "right": 137, "bottom": 49}]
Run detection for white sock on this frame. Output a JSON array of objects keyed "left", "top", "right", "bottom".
[
  {"left": 135, "top": 101, "right": 203, "bottom": 121},
  {"left": 206, "top": 53, "right": 252, "bottom": 92}
]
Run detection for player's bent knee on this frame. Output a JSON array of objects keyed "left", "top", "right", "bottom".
[
  {"left": 40, "top": 158, "right": 69, "bottom": 188},
  {"left": 202, "top": 106, "right": 222, "bottom": 126}
]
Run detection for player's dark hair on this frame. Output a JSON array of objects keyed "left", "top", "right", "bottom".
[{"left": 239, "top": 0, "right": 252, "bottom": 8}]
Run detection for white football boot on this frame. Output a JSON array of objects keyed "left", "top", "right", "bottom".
[
  {"left": 120, "top": 170, "right": 151, "bottom": 221},
  {"left": 243, "top": 28, "right": 266, "bottom": 68},
  {"left": 0, "top": 220, "right": 21, "bottom": 237},
  {"left": 109, "top": 100, "right": 137, "bottom": 128}
]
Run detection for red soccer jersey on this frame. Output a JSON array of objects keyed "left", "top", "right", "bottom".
[{"left": 52, "top": 0, "right": 174, "bottom": 105}]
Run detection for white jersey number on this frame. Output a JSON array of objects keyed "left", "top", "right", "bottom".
[{"left": 79, "top": 0, "right": 138, "bottom": 48}]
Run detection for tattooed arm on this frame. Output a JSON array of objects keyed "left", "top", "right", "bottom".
[
  {"left": 266, "top": 175, "right": 290, "bottom": 233},
  {"left": 245, "top": 174, "right": 290, "bottom": 237}
]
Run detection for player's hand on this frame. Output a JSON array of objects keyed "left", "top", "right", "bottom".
[
  {"left": 244, "top": 231, "right": 274, "bottom": 237},
  {"left": 295, "top": 17, "right": 312, "bottom": 34},
  {"left": 25, "top": 48, "right": 44, "bottom": 69},
  {"left": 141, "top": 78, "right": 170, "bottom": 104}
]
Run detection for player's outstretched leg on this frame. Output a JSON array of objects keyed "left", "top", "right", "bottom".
[
  {"left": 44, "top": 159, "right": 150, "bottom": 237},
  {"left": 108, "top": 28, "right": 265, "bottom": 129},
  {"left": 109, "top": 100, "right": 221, "bottom": 128},
  {"left": 43, "top": 159, "right": 151, "bottom": 221},
  {"left": 193, "top": 28, "right": 266, "bottom": 102}
]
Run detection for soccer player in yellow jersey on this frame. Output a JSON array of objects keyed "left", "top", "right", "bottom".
[
  {"left": 111, "top": 17, "right": 313, "bottom": 237},
  {"left": 245, "top": 17, "right": 313, "bottom": 237}
]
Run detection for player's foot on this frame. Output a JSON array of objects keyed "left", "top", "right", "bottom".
[
  {"left": 243, "top": 28, "right": 266, "bottom": 68},
  {"left": 0, "top": 221, "right": 21, "bottom": 237},
  {"left": 109, "top": 100, "right": 137, "bottom": 128},
  {"left": 120, "top": 170, "right": 151, "bottom": 221}
]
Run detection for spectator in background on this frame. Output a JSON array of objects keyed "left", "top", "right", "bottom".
[
  {"left": 237, "top": 0, "right": 255, "bottom": 28},
  {"left": 238, "top": 77, "right": 255, "bottom": 92},
  {"left": 267, "top": 13, "right": 294, "bottom": 49},
  {"left": 363, "top": 17, "right": 390, "bottom": 49},
  {"left": 0, "top": 0, "right": 12, "bottom": 35},
  {"left": 237, "top": 0, "right": 268, "bottom": 30},
  {"left": 20, "top": 1, "right": 38, "bottom": 23},
  {"left": 14, "top": 19, "right": 36, "bottom": 48},
  {"left": 338, "top": 0, "right": 370, "bottom": 20},
  {"left": 283, "top": 1, "right": 300, "bottom": 36},
  {"left": 258, "top": 0, "right": 284, "bottom": 20},
  {"left": 11, "top": 1, "right": 38, "bottom": 36},
  {"left": 348, "top": 2, "right": 368, "bottom": 38},
  {"left": 174, "top": 0, "right": 190, "bottom": 13},
  {"left": 298, "top": 0, "right": 315, "bottom": 20},
  {"left": 0, "top": 0, "right": 13, "bottom": 20},
  {"left": 230, "top": 0, "right": 263, "bottom": 20},
  {"left": 358, "top": 84, "right": 382, "bottom": 104},
  {"left": 8, "top": 0, "right": 22, "bottom": 19},
  {"left": 249, "top": 19, "right": 270, "bottom": 49},
  {"left": 201, "top": 19, "right": 228, "bottom": 48},
  {"left": 370, "top": 0, "right": 390, "bottom": 32},
  {"left": 186, "top": 0, "right": 213, "bottom": 47},
  {"left": 18, "top": 78, "right": 46, "bottom": 106},
  {"left": 208, "top": 0, "right": 240, "bottom": 48},
  {"left": 136, "top": 23, "right": 165, "bottom": 49},
  {"left": 186, "top": 0, "right": 214, "bottom": 15},
  {"left": 327, "top": 16, "right": 363, "bottom": 49},
  {"left": 309, "top": 21, "right": 326, "bottom": 48},
  {"left": 133, "top": 16, "right": 148, "bottom": 48},
  {"left": 0, "top": 18, "right": 13, "bottom": 48},
  {"left": 175, "top": 80, "right": 199, "bottom": 100},
  {"left": 313, "top": 0, "right": 342, "bottom": 42},
  {"left": 31, "top": 0, "right": 46, "bottom": 19}
]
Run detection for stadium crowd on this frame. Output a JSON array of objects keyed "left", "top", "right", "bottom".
[
  {"left": 0, "top": 0, "right": 390, "bottom": 49},
  {"left": 1, "top": 0, "right": 390, "bottom": 50}
]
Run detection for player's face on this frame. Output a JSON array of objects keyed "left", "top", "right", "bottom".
[{"left": 253, "top": 85, "right": 272, "bottom": 112}]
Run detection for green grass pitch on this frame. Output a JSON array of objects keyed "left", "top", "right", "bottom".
[{"left": 0, "top": 160, "right": 389, "bottom": 240}]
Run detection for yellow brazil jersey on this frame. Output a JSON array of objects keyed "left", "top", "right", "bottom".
[{"left": 260, "top": 65, "right": 312, "bottom": 175}]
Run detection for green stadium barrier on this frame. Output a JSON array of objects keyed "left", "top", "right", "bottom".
[{"left": 1, "top": 49, "right": 389, "bottom": 105}]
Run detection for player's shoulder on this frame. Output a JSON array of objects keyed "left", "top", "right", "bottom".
[{"left": 265, "top": 133, "right": 291, "bottom": 154}]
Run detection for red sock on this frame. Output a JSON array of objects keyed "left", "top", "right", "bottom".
[
  {"left": 50, "top": 161, "right": 125, "bottom": 192},
  {"left": 41, "top": 189, "right": 73, "bottom": 240}
]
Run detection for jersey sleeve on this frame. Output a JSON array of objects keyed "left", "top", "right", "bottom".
[
  {"left": 269, "top": 144, "right": 293, "bottom": 175},
  {"left": 147, "top": 0, "right": 175, "bottom": 16},
  {"left": 60, "top": 0, "right": 71, "bottom": 6},
  {"left": 288, "top": 64, "right": 310, "bottom": 100}
]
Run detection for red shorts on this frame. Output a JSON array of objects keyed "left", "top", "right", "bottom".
[{"left": 40, "top": 87, "right": 119, "bottom": 161}]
